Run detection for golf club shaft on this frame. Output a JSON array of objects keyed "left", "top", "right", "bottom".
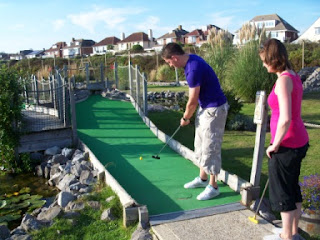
[
  {"left": 254, "top": 178, "right": 269, "bottom": 216},
  {"left": 157, "top": 125, "right": 181, "bottom": 156}
]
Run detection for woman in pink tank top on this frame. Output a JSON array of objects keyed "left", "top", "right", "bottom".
[{"left": 259, "top": 39, "right": 309, "bottom": 240}]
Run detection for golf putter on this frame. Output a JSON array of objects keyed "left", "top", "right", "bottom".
[{"left": 152, "top": 125, "right": 181, "bottom": 159}]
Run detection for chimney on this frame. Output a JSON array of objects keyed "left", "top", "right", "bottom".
[
  {"left": 148, "top": 29, "right": 153, "bottom": 41},
  {"left": 178, "top": 25, "right": 182, "bottom": 30},
  {"left": 72, "top": 37, "right": 75, "bottom": 42},
  {"left": 120, "top": 32, "right": 125, "bottom": 40}
]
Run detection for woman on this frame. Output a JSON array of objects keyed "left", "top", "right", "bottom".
[{"left": 259, "top": 39, "right": 309, "bottom": 240}]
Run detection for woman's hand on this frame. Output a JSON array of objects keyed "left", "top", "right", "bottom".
[{"left": 266, "top": 145, "right": 279, "bottom": 159}]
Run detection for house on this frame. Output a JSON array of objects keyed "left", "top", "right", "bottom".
[
  {"left": 25, "top": 49, "right": 45, "bottom": 59},
  {"left": 62, "top": 38, "right": 96, "bottom": 58},
  {"left": 184, "top": 25, "right": 229, "bottom": 47},
  {"left": 117, "top": 30, "right": 156, "bottom": 51},
  {"left": 10, "top": 50, "right": 32, "bottom": 60},
  {"left": 92, "top": 36, "right": 120, "bottom": 55},
  {"left": 44, "top": 42, "right": 67, "bottom": 58},
  {"left": 233, "top": 14, "right": 299, "bottom": 44},
  {"left": 294, "top": 17, "right": 320, "bottom": 43},
  {"left": 157, "top": 25, "right": 189, "bottom": 46}
]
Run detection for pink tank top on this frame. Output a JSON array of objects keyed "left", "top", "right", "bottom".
[{"left": 267, "top": 72, "right": 309, "bottom": 148}]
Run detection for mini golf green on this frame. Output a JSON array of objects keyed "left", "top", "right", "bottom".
[{"left": 76, "top": 95, "right": 240, "bottom": 216}]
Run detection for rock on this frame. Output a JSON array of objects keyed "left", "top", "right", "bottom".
[
  {"left": 0, "top": 224, "right": 10, "bottom": 240},
  {"left": 79, "top": 170, "right": 94, "bottom": 185},
  {"left": 49, "top": 164, "right": 61, "bottom": 177},
  {"left": 61, "top": 148, "right": 75, "bottom": 160},
  {"left": 57, "top": 191, "right": 76, "bottom": 208},
  {"left": 20, "top": 214, "right": 45, "bottom": 233},
  {"left": 101, "top": 208, "right": 116, "bottom": 221},
  {"left": 44, "top": 146, "right": 61, "bottom": 156},
  {"left": 48, "top": 172, "right": 63, "bottom": 186},
  {"left": 37, "top": 206, "right": 62, "bottom": 221},
  {"left": 57, "top": 174, "right": 77, "bottom": 191},
  {"left": 6, "top": 234, "right": 32, "bottom": 240},
  {"left": 130, "top": 225, "right": 153, "bottom": 240},
  {"left": 106, "top": 196, "right": 115, "bottom": 203},
  {"left": 52, "top": 154, "right": 68, "bottom": 165},
  {"left": 86, "top": 201, "right": 100, "bottom": 210},
  {"left": 64, "top": 202, "right": 85, "bottom": 212},
  {"left": 44, "top": 165, "right": 51, "bottom": 179}
]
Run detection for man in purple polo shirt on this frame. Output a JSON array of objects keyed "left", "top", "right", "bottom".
[{"left": 161, "top": 43, "right": 228, "bottom": 200}]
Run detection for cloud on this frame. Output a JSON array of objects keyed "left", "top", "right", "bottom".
[
  {"left": 135, "top": 16, "right": 160, "bottom": 31},
  {"left": 67, "top": 6, "right": 146, "bottom": 34},
  {"left": 52, "top": 19, "right": 65, "bottom": 31},
  {"left": 11, "top": 24, "right": 25, "bottom": 30},
  {"left": 209, "top": 12, "right": 234, "bottom": 31}
]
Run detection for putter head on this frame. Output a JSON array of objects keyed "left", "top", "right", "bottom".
[{"left": 152, "top": 155, "right": 160, "bottom": 159}]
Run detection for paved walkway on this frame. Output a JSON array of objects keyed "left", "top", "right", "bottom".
[{"left": 152, "top": 208, "right": 279, "bottom": 240}]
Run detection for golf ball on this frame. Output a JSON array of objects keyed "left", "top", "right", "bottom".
[{"left": 139, "top": 156, "right": 143, "bottom": 160}]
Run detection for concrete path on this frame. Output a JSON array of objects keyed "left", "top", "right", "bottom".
[{"left": 152, "top": 208, "right": 279, "bottom": 240}]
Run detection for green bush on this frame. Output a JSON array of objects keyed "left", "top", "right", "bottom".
[
  {"left": 131, "top": 44, "right": 144, "bottom": 52},
  {"left": 0, "top": 66, "right": 23, "bottom": 170},
  {"left": 156, "top": 64, "right": 176, "bottom": 82},
  {"left": 225, "top": 41, "right": 276, "bottom": 102}
]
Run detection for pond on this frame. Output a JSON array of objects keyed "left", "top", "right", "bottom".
[{"left": 0, "top": 171, "right": 58, "bottom": 229}]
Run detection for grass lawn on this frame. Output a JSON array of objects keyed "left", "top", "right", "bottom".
[
  {"left": 148, "top": 90, "right": 320, "bottom": 184},
  {"left": 147, "top": 84, "right": 189, "bottom": 92},
  {"left": 30, "top": 184, "right": 136, "bottom": 240}
]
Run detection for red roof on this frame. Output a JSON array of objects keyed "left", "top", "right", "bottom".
[
  {"left": 119, "top": 32, "right": 150, "bottom": 43},
  {"left": 93, "top": 36, "right": 120, "bottom": 47}
]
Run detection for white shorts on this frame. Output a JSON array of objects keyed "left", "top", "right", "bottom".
[{"left": 194, "top": 103, "right": 228, "bottom": 175}]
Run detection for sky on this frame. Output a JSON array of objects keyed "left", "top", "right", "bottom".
[{"left": 0, "top": 0, "right": 319, "bottom": 53}]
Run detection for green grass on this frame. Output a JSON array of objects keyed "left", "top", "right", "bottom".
[
  {"left": 30, "top": 184, "right": 136, "bottom": 240},
  {"left": 147, "top": 84, "right": 188, "bottom": 92},
  {"left": 148, "top": 90, "right": 320, "bottom": 184}
]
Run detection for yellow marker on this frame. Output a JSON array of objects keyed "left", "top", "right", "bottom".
[{"left": 139, "top": 156, "right": 143, "bottom": 160}]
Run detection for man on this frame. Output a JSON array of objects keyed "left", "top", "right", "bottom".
[{"left": 161, "top": 43, "right": 228, "bottom": 200}]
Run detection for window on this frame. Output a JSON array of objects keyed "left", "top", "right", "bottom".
[
  {"left": 315, "top": 27, "right": 320, "bottom": 35},
  {"left": 270, "top": 31, "right": 278, "bottom": 38}
]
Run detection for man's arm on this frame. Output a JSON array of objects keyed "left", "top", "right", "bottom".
[{"left": 180, "top": 86, "right": 200, "bottom": 126}]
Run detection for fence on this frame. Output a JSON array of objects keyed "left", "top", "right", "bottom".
[
  {"left": 69, "top": 62, "right": 148, "bottom": 116},
  {"left": 22, "top": 68, "right": 76, "bottom": 133}
]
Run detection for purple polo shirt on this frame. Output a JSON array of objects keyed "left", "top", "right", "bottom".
[{"left": 184, "top": 54, "right": 226, "bottom": 108}]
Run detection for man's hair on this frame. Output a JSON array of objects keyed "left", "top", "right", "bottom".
[
  {"left": 259, "top": 38, "right": 292, "bottom": 72},
  {"left": 161, "top": 43, "right": 185, "bottom": 59}
]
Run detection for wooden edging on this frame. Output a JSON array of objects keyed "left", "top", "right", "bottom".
[{"left": 126, "top": 94, "right": 251, "bottom": 193}]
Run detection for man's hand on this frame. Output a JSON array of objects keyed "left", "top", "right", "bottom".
[{"left": 180, "top": 117, "right": 190, "bottom": 126}]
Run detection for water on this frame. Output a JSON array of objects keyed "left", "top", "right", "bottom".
[{"left": 0, "top": 171, "right": 58, "bottom": 197}]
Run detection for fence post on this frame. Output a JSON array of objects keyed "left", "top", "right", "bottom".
[
  {"left": 23, "top": 78, "right": 29, "bottom": 104},
  {"left": 62, "top": 75, "right": 67, "bottom": 127},
  {"left": 135, "top": 65, "right": 140, "bottom": 109},
  {"left": 143, "top": 73, "right": 148, "bottom": 116},
  {"left": 85, "top": 63, "right": 89, "bottom": 86},
  {"left": 100, "top": 63, "right": 104, "bottom": 83},
  {"left": 175, "top": 67, "right": 180, "bottom": 86},
  {"left": 69, "top": 75, "right": 78, "bottom": 146},
  {"left": 128, "top": 63, "right": 132, "bottom": 96},
  {"left": 34, "top": 75, "right": 40, "bottom": 105},
  {"left": 63, "top": 65, "right": 68, "bottom": 78},
  {"left": 114, "top": 61, "right": 118, "bottom": 89}
]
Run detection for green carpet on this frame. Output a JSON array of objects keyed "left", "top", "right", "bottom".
[{"left": 76, "top": 95, "right": 240, "bottom": 216}]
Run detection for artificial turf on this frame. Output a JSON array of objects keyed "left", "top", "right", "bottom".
[{"left": 76, "top": 95, "right": 240, "bottom": 216}]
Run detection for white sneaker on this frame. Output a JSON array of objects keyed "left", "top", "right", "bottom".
[
  {"left": 196, "top": 185, "right": 220, "bottom": 200},
  {"left": 184, "top": 176, "right": 208, "bottom": 189},
  {"left": 272, "top": 228, "right": 304, "bottom": 240}
]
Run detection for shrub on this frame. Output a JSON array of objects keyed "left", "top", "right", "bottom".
[
  {"left": 300, "top": 174, "right": 320, "bottom": 211},
  {"left": 156, "top": 64, "right": 176, "bottom": 82},
  {"left": 0, "top": 66, "right": 23, "bottom": 170},
  {"left": 225, "top": 40, "right": 276, "bottom": 102},
  {"left": 131, "top": 44, "right": 144, "bottom": 53}
]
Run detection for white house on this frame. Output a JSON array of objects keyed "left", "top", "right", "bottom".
[
  {"left": 92, "top": 36, "right": 120, "bottom": 55},
  {"left": 294, "top": 17, "right": 320, "bottom": 43},
  {"left": 117, "top": 30, "right": 156, "bottom": 51},
  {"left": 233, "top": 14, "right": 299, "bottom": 45}
]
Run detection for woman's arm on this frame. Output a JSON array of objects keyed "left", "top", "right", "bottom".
[{"left": 266, "top": 75, "right": 293, "bottom": 158}]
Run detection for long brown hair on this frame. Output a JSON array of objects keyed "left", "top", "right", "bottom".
[{"left": 259, "top": 38, "right": 292, "bottom": 72}]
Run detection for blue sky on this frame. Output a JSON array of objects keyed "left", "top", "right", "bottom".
[{"left": 0, "top": 0, "right": 319, "bottom": 53}]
